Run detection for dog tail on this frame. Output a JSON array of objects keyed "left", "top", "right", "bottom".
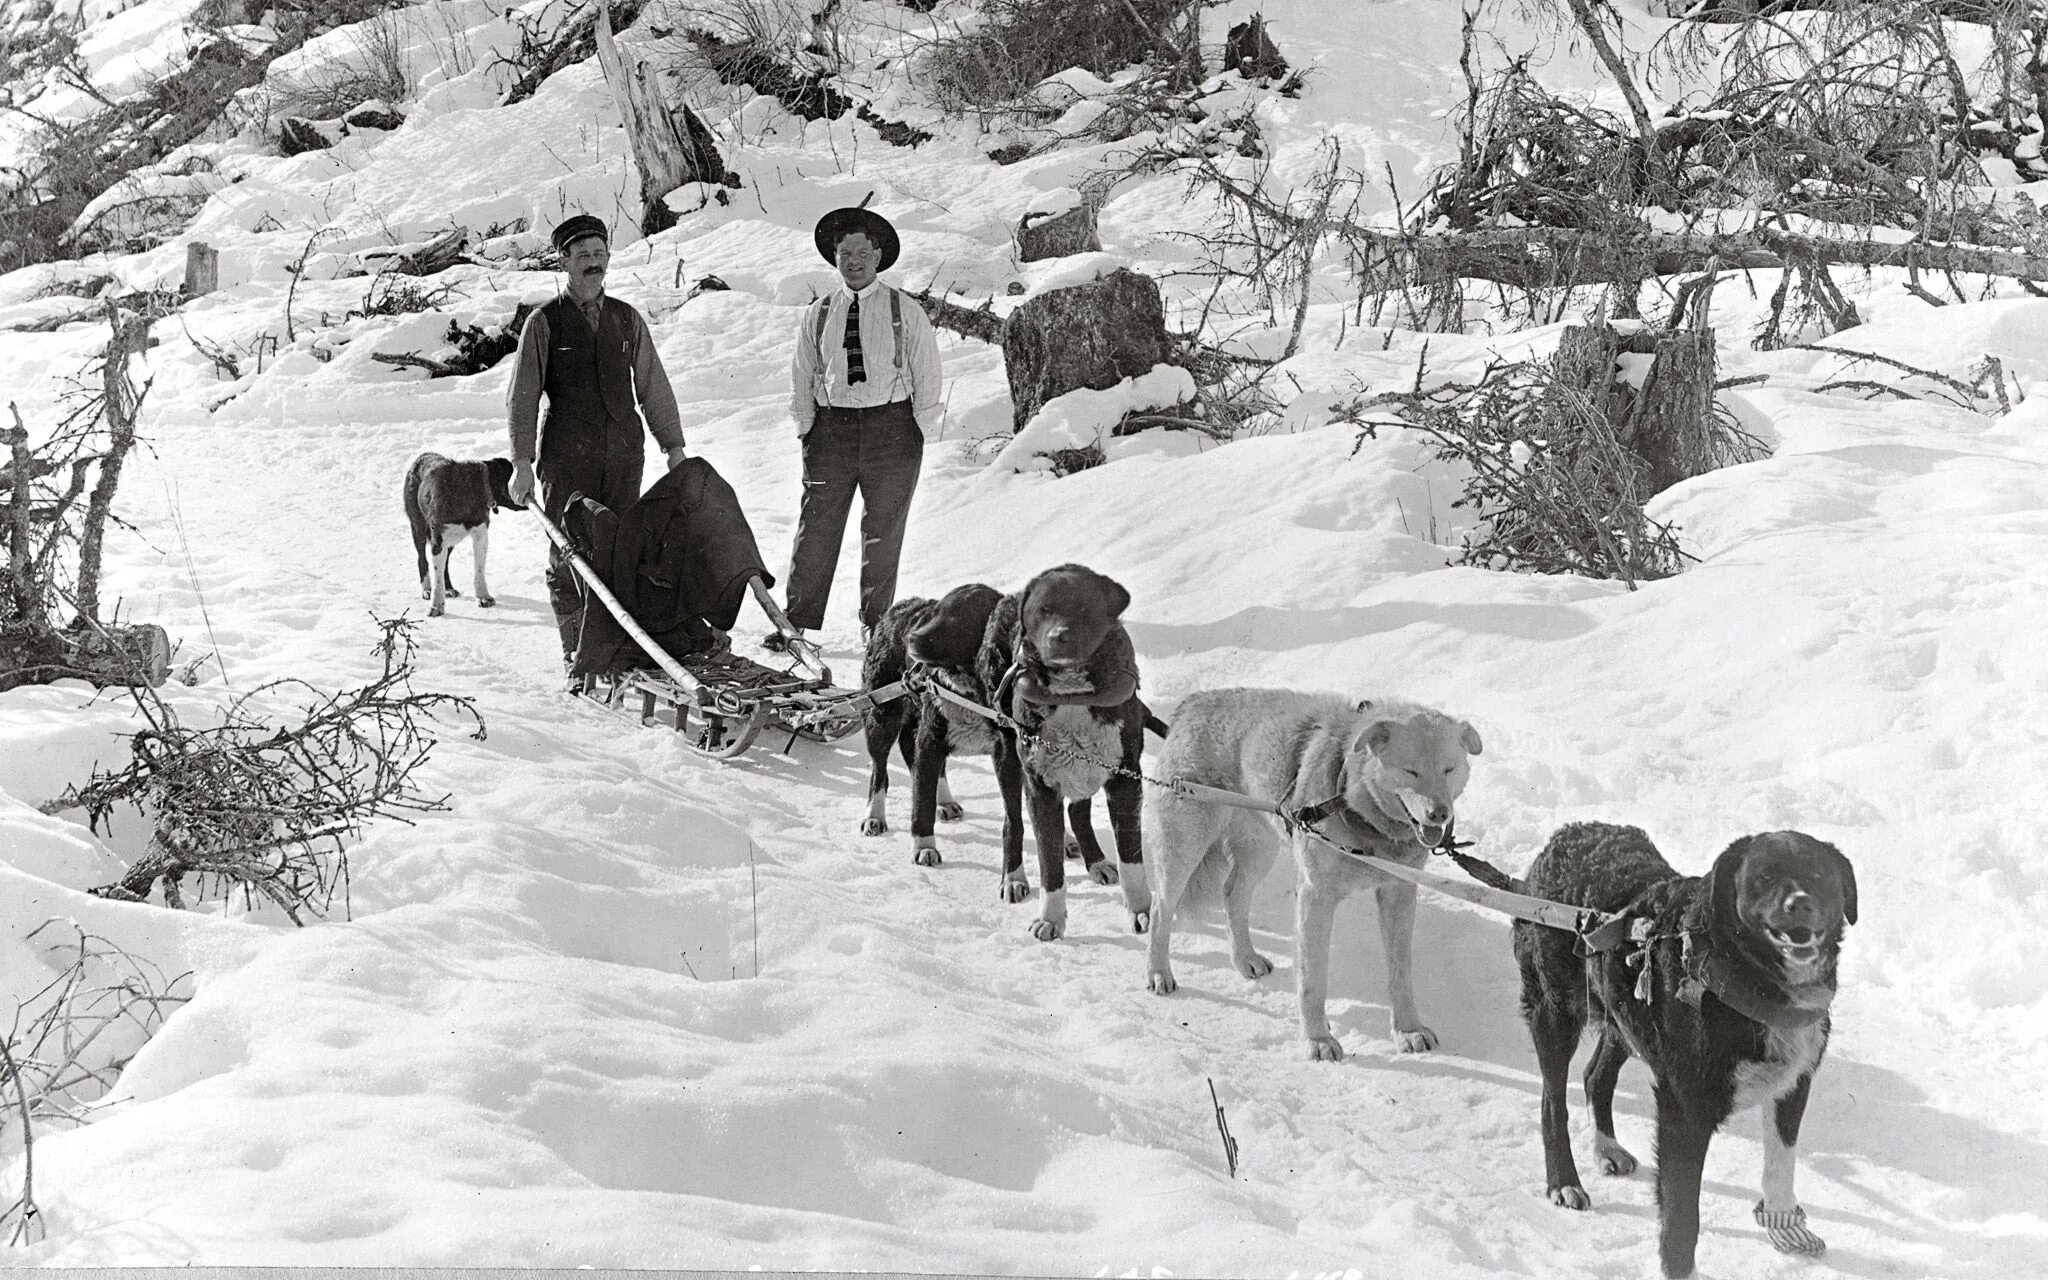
[
  {"left": 402, "top": 455, "right": 432, "bottom": 580},
  {"left": 1144, "top": 713, "right": 1170, "bottom": 739}
]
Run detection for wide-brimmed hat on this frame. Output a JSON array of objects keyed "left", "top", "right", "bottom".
[
  {"left": 551, "top": 213, "right": 609, "bottom": 254},
  {"left": 813, "top": 207, "right": 899, "bottom": 271}
]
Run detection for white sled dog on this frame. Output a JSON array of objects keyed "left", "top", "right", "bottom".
[{"left": 1144, "top": 689, "right": 1483, "bottom": 1059}]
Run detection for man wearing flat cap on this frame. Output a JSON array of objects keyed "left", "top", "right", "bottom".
[
  {"left": 507, "top": 213, "right": 690, "bottom": 665},
  {"left": 777, "top": 205, "right": 944, "bottom": 646}
]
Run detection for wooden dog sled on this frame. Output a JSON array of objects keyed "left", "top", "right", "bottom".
[{"left": 533, "top": 506, "right": 898, "bottom": 760}]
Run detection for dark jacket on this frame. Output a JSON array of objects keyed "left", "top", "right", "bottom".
[{"left": 562, "top": 457, "right": 774, "bottom": 675}]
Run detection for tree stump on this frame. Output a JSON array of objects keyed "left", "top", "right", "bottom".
[
  {"left": 0, "top": 622, "right": 170, "bottom": 692},
  {"left": 277, "top": 116, "right": 334, "bottom": 156},
  {"left": 1619, "top": 327, "right": 1717, "bottom": 495},
  {"left": 1001, "top": 268, "right": 1171, "bottom": 432},
  {"left": 1224, "top": 15, "right": 1289, "bottom": 80},
  {"left": 182, "top": 241, "right": 218, "bottom": 297},
  {"left": 1544, "top": 323, "right": 1627, "bottom": 429},
  {"left": 343, "top": 101, "right": 405, "bottom": 132},
  {"left": 1015, "top": 198, "right": 1102, "bottom": 262},
  {"left": 1543, "top": 322, "right": 1719, "bottom": 496},
  {"left": 595, "top": 0, "right": 730, "bottom": 238}
]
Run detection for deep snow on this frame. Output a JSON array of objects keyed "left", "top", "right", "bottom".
[{"left": 2, "top": 0, "right": 2046, "bottom": 1274}]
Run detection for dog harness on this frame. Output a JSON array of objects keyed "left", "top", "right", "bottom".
[{"left": 1607, "top": 918, "right": 1835, "bottom": 1029}]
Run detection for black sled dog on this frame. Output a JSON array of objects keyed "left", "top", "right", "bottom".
[
  {"left": 860, "top": 582, "right": 1006, "bottom": 862},
  {"left": 1512, "top": 821, "right": 1857, "bottom": 1278},
  {"left": 980, "top": 564, "right": 1157, "bottom": 942}
]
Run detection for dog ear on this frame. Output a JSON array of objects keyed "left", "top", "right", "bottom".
[
  {"left": 487, "top": 457, "right": 524, "bottom": 510},
  {"left": 1352, "top": 718, "right": 1396, "bottom": 756},
  {"left": 1458, "top": 719, "right": 1483, "bottom": 756},
  {"left": 1093, "top": 570, "right": 1131, "bottom": 619},
  {"left": 1702, "top": 837, "right": 1753, "bottom": 936},
  {"left": 1018, "top": 573, "right": 1047, "bottom": 624},
  {"left": 1822, "top": 840, "right": 1858, "bottom": 927}
]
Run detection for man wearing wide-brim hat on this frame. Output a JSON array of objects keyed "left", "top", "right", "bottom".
[
  {"left": 776, "top": 206, "right": 944, "bottom": 647},
  {"left": 506, "top": 213, "right": 690, "bottom": 666}
]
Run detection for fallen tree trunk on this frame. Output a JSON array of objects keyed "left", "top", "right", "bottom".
[
  {"left": 1355, "top": 222, "right": 2048, "bottom": 291},
  {"left": 904, "top": 288, "right": 1010, "bottom": 345}
]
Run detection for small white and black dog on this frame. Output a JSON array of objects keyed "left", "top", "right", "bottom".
[{"left": 402, "top": 452, "right": 523, "bottom": 616}]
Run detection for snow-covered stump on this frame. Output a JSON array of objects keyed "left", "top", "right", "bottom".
[
  {"left": 1015, "top": 201, "right": 1102, "bottom": 262},
  {"left": 1001, "top": 268, "right": 1171, "bottom": 432},
  {"left": 277, "top": 116, "right": 335, "bottom": 155}
]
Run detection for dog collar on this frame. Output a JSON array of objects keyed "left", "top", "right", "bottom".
[
  {"left": 1678, "top": 945, "right": 1834, "bottom": 1030},
  {"left": 1292, "top": 791, "right": 1420, "bottom": 849}
]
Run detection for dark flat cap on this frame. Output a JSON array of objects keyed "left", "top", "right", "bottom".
[
  {"left": 551, "top": 213, "right": 609, "bottom": 254},
  {"left": 814, "top": 207, "right": 899, "bottom": 271}
]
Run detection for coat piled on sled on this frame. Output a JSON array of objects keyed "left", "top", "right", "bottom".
[{"left": 561, "top": 456, "right": 773, "bottom": 676}]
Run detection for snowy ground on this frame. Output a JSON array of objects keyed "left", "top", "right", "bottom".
[{"left": 2, "top": 0, "right": 2046, "bottom": 1274}]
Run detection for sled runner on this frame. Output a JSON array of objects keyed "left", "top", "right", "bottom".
[{"left": 531, "top": 459, "right": 899, "bottom": 760}]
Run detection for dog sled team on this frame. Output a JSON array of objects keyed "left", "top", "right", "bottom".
[{"left": 405, "top": 211, "right": 1858, "bottom": 1280}]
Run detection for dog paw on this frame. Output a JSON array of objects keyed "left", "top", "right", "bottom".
[
  {"left": 1029, "top": 917, "right": 1065, "bottom": 942},
  {"left": 1755, "top": 1203, "right": 1825, "bottom": 1256},
  {"left": 1146, "top": 968, "right": 1176, "bottom": 994},
  {"left": 999, "top": 876, "right": 1032, "bottom": 904},
  {"left": 860, "top": 817, "right": 888, "bottom": 837},
  {"left": 1394, "top": 1026, "right": 1439, "bottom": 1053},
  {"left": 1063, "top": 837, "right": 1082, "bottom": 860},
  {"left": 937, "top": 801, "right": 964, "bottom": 822},
  {"left": 1305, "top": 1034, "right": 1346, "bottom": 1062},
  {"left": 1595, "top": 1135, "right": 1638, "bottom": 1177},
  {"left": 446, "top": 585, "right": 461, "bottom": 597},
  {"left": 477, "top": 595, "right": 495, "bottom": 608},
  {"left": 1235, "top": 952, "right": 1274, "bottom": 980},
  {"left": 428, "top": 603, "right": 446, "bottom": 618},
  {"left": 1129, "top": 908, "right": 1151, "bottom": 935},
  {"left": 1549, "top": 1185, "right": 1592, "bottom": 1211},
  {"left": 912, "top": 845, "right": 942, "bottom": 868},
  {"left": 1087, "top": 861, "right": 1119, "bottom": 886}
]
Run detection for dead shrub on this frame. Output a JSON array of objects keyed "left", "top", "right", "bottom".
[
  {"left": 1041, "top": 442, "right": 1106, "bottom": 475},
  {"left": 44, "top": 617, "right": 484, "bottom": 924},
  {"left": 350, "top": 272, "right": 457, "bottom": 319},
  {"left": 1, "top": 921, "right": 192, "bottom": 1245},
  {"left": 268, "top": 9, "right": 410, "bottom": 124},
  {"left": 1343, "top": 352, "right": 1699, "bottom": 588},
  {"left": 919, "top": 0, "right": 1196, "bottom": 116}
]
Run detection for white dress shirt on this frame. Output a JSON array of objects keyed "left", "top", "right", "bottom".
[{"left": 789, "top": 279, "right": 944, "bottom": 438}]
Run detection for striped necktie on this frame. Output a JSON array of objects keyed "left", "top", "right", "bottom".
[{"left": 844, "top": 295, "right": 866, "bottom": 385}]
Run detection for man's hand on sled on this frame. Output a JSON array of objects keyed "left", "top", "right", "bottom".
[
  {"left": 664, "top": 444, "right": 689, "bottom": 471},
  {"left": 509, "top": 459, "right": 535, "bottom": 505}
]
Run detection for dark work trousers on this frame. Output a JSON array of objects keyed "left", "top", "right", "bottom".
[
  {"left": 786, "top": 400, "right": 923, "bottom": 633},
  {"left": 538, "top": 413, "right": 644, "bottom": 661}
]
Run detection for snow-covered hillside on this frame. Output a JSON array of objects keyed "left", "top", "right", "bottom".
[{"left": 2, "top": 0, "right": 2044, "bottom": 1274}]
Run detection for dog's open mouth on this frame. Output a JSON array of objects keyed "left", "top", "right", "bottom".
[
  {"left": 1414, "top": 820, "right": 1448, "bottom": 848},
  {"left": 1768, "top": 925, "right": 1822, "bottom": 964}
]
